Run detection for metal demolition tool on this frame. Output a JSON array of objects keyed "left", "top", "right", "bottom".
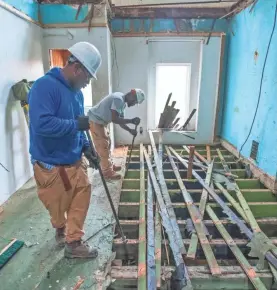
[
  {"left": 125, "top": 124, "right": 138, "bottom": 177},
  {"left": 85, "top": 130, "right": 128, "bottom": 246}
]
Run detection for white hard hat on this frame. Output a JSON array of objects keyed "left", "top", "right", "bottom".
[
  {"left": 132, "top": 88, "right": 145, "bottom": 104},
  {"left": 68, "top": 42, "right": 102, "bottom": 80}
]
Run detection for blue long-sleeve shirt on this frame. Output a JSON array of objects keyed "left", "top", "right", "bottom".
[{"left": 28, "top": 67, "right": 89, "bottom": 165}]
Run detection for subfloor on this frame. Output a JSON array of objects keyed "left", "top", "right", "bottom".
[
  {"left": 0, "top": 147, "right": 128, "bottom": 290},
  {"left": 1, "top": 144, "right": 277, "bottom": 290}
]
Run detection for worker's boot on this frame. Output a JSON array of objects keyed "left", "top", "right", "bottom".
[
  {"left": 64, "top": 240, "right": 98, "bottom": 259},
  {"left": 55, "top": 226, "right": 66, "bottom": 247},
  {"left": 113, "top": 164, "right": 122, "bottom": 172}
]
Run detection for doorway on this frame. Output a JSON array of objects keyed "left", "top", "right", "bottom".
[{"left": 49, "top": 49, "right": 93, "bottom": 109}]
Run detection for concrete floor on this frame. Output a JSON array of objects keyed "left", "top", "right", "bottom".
[{"left": 0, "top": 147, "right": 127, "bottom": 290}]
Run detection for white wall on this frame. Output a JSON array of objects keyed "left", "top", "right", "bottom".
[
  {"left": 112, "top": 37, "right": 149, "bottom": 145},
  {"left": 112, "top": 36, "right": 222, "bottom": 145},
  {"left": 0, "top": 7, "right": 44, "bottom": 204},
  {"left": 42, "top": 27, "right": 112, "bottom": 106}
]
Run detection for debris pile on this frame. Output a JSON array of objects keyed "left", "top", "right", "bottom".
[{"left": 157, "top": 93, "right": 197, "bottom": 130}]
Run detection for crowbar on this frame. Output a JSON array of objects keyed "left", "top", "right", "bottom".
[{"left": 125, "top": 124, "right": 138, "bottom": 177}]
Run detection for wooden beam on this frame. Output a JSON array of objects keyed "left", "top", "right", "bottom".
[
  {"left": 154, "top": 198, "right": 162, "bottom": 288},
  {"left": 138, "top": 144, "right": 146, "bottom": 289},
  {"left": 113, "top": 7, "right": 230, "bottom": 19},
  {"left": 149, "top": 131, "right": 186, "bottom": 255},
  {"left": 199, "top": 160, "right": 214, "bottom": 217},
  {"left": 113, "top": 32, "right": 224, "bottom": 38},
  {"left": 206, "top": 145, "right": 211, "bottom": 162},
  {"left": 186, "top": 161, "right": 214, "bottom": 260},
  {"left": 183, "top": 146, "right": 208, "bottom": 164},
  {"left": 215, "top": 182, "right": 249, "bottom": 222},
  {"left": 187, "top": 146, "right": 195, "bottom": 179},
  {"left": 166, "top": 146, "right": 221, "bottom": 276},
  {"left": 110, "top": 266, "right": 273, "bottom": 290},
  {"left": 146, "top": 145, "right": 156, "bottom": 290},
  {"left": 213, "top": 34, "right": 226, "bottom": 142},
  {"left": 43, "top": 23, "right": 107, "bottom": 28},
  {"left": 143, "top": 147, "right": 193, "bottom": 288}
]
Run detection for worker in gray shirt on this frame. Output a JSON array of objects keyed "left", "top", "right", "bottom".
[{"left": 88, "top": 89, "right": 145, "bottom": 180}]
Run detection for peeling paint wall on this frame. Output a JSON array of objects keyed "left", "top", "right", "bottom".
[
  {"left": 221, "top": 0, "right": 277, "bottom": 177},
  {"left": 40, "top": 4, "right": 89, "bottom": 24},
  {"left": 1, "top": 0, "right": 38, "bottom": 21},
  {"left": 40, "top": 4, "right": 107, "bottom": 26}
]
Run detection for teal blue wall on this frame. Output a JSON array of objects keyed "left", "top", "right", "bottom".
[
  {"left": 221, "top": 0, "right": 277, "bottom": 177},
  {"left": 2, "top": 0, "right": 38, "bottom": 21},
  {"left": 40, "top": 4, "right": 89, "bottom": 24}
]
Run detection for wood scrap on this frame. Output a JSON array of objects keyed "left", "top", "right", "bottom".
[
  {"left": 187, "top": 146, "right": 195, "bottom": 179},
  {"left": 73, "top": 278, "right": 85, "bottom": 290},
  {"left": 157, "top": 93, "right": 181, "bottom": 129},
  {"left": 171, "top": 117, "right": 180, "bottom": 128},
  {"left": 75, "top": 4, "right": 83, "bottom": 20},
  {"left": 143, "top": 146, "right": 193, "bottom": 289},
  {"left": 179, "top": 109, "right": 197, "bottom": 131}
]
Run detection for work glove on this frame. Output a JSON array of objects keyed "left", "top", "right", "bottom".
[
  {"left": 83, "top": 147, "right": 99, "bottom": 169},
  {"left": 77, "top": 116, "right": 90, "bottom": 131},
  {"left": 129, "top": 128, "right": 137, "bottom": 137},
  {"left": 131, "top": 117, "right": 141, "bottom": 126}
]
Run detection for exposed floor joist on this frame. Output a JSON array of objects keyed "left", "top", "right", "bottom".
[{"left": 111, "top": 141, "right": 277, "bottom": 289}]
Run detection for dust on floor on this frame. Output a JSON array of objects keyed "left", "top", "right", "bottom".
[{"left": 0, "top": 147, "right": 127, "bottom": 290}]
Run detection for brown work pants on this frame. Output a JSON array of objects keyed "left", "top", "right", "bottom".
[
  {"left": 33, "top": 160, "right": 91, "bottom": 243},
  {"left": 89, "top": 121, "right": 113, "bottom": 175}
]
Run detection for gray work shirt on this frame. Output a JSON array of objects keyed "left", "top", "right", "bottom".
[{"left": 87, "top": 92, "right": 126, "bottom": 125}]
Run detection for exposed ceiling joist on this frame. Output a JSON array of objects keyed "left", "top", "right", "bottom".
[
  {"left": 113, "top": 7, "right": 229, "bottom": 18},
  {"left": 36, "top": 0, "right": 254, "bottom": 20},
  {"left": 112, "top": 0, "right": 237, "bottom": 6}
]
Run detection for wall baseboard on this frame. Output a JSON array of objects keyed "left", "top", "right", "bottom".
[
  {"left": 221, "top": 138, "right": 277, "bottom": 193},
  {"left": 43, "top": 23, "right": 107, "bottom": 29},
  {"left": 112, "top": 32, "right": 224, "bottom": 37}
]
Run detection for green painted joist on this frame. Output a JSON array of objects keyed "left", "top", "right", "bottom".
[
  {"left": 187, "top": 161, "right": 214, "bottom": 260},
  {"left": 165, "top": 146, "right": 221, "bottom": 276},
  {"left": 118, "top": 202, "right": 277, "bottom": 219},
  {"left": 125, "top": 169, "right": 247, "bottom": 179},
  {"left": 148, "top": 132, "right": 186, "bottom": 255},
  {"left": 120, "top": 189, "right": 276, "bottom": 203},
  {"left": 207, "top": 205, "right": 268, "bottom": 290},
  {"left": 122, "top": 178, "right": 262, "bottom": 190}
]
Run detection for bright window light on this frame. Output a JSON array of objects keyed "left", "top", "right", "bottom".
[
  {"left": 82, "top": 83, "right": 93, "bottom": 108},
  {"left": 155, "top": 64, "right": 191, "bottom": 128}
]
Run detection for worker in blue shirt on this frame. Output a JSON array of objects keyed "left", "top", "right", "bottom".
[{"left": 28, "top": 42, "right": 101, "bottom": 259}]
